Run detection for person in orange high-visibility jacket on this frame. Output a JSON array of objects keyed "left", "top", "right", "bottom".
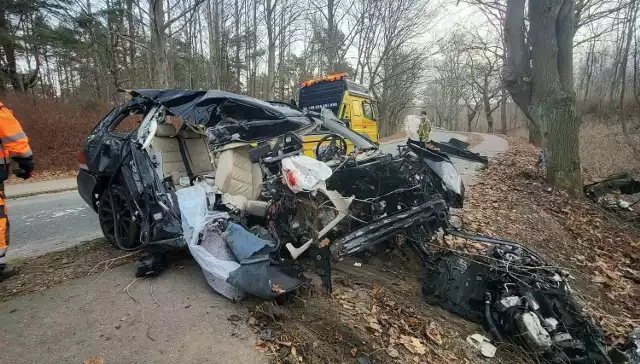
[{"left": 0, "top": 101, "right": 34, "bottom": 281}]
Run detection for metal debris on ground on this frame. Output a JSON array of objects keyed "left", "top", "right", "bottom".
[{"left": 466, "top": 334, "right": 496, "bottom": 358}]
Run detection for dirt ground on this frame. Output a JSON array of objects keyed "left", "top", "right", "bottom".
[{"left": 0, "top": 239, "right": 139, "bottom": 301}]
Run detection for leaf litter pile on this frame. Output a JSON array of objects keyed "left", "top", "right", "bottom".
[{"left": 244, "top": 138, "right": 640, "bottom": 364}]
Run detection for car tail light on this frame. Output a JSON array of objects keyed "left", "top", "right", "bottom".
[{"left": 78, "top": 149, "right": 88, "bottom": 170}]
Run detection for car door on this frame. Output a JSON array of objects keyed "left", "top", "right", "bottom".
[{"left": 83, "top": 102, "right": 146, "bottom": 175}]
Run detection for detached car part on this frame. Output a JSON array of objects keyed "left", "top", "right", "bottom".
[{"left": 422, "top": 233, "right": 631, "bottom": 364}]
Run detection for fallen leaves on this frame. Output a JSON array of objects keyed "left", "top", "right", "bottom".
[
  {"left": 386, "top": 346, "right": 400, "bottom": 358},
  {"left": 83, "top": 357, "right": 104, "bottom": 364},
  {"left": 333, "top": 284, "right": 450, "bottom": 363},
  {"left": 398, "top": 335, "right": 427, "bottom": 355},
  {"left": 271, "top": 284, "right": 285, "bottom": 294},
  {"left": 425, "top": 322, "right": 443, "bottom": 346}
]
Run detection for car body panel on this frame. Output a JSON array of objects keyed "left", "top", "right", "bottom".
[{"left": 77, "top": 169, "right": 98, "bottom": 210}]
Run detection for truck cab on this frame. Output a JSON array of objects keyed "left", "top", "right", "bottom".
[{"left": 298, "top": 73, "right": 379, "bottom": 157}]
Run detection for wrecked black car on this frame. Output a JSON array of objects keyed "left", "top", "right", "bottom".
[{"left": 77, "top": 89, "right": 471, "bottom": 294}]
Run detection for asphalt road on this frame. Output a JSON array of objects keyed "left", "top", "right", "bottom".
[
  {"left": 5, "top": 117, "right": 477, "bottom": 259},
  {"left": 7, "top": 191, "right": 102, "bottom": 259}
]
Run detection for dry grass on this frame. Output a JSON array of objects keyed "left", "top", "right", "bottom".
[
  {"left": 1, "top": 94, "right": 111, "bottom": 176},
  {"left": 580, "top": 114, "right": 640, "bottom": 180}
]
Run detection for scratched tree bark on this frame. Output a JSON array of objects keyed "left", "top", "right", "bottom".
[{"left": 504, "top": 0, "right": 582, "bottom": 195}]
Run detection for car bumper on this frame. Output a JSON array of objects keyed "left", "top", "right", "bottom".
[{"left": 77, "top": 169, "right": 97, "bottom": 211}]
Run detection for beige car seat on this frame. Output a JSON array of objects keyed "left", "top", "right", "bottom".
[
  {"left": 214, "top": 143, "right": 268, "bottom": 217},
  {"left": 176, "top": 128, "right": 215, "bottom": 176},
  {"left": 150, "top": 123, "right": 186, "bottom": 187}
]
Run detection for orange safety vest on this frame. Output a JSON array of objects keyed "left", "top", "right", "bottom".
[{"left": 0, "top": 102, "right": 32, "bottom": 179}]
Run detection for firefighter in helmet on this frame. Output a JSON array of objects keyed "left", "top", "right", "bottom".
[{"left": 0, "top": 101, "right": 34, "bottom": 281}]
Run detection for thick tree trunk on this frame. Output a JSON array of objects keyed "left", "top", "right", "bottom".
[
  {"left": 528, "top": 120, "right": 543, "bottom": 146},
  {"left": 151, "top": 0, "right": 169, "bottom": 88},
  {"left": 619, "top": 0, "right": 640, "bottom": 158},
  {"left": 534, "top": 99, "right": 581, "bottom": 195}
]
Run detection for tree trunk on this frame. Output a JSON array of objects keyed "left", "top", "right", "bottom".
[
  {"left": 127, "top": 0, "right": 136, "bottom": 86},
  {"left": 467, "top": 105, "right": 478, "bottom": 132},
  {"left": 213, "top": 0, "right": 222, "bottom": 88},
  {"left": 503, "top": 0, "right": 582, "bottom": 195},
  {"left": 534, "top": 99, "right": 581, "bottom": 194},
  {"left": 326, "top": 0, "right": 335, "bottom": 73},
  {"left": 483, "top": 78, "right": 494, "bottom": 133},
  {"left": 251, "top": 0, "right": 258, "bottom": 95},
  {"left": 528, "top": 119, "right": 543, "bottom": 146},
  {"left": 265, "top": 0, "right": 275, "bottom": 99},
  {"left": 234, "top": 0, "right": 242, "bottom": 92},
  {"left": 619, "top": 0, "right": 640, "bottom": 158},
  {"left": 0, "top": 9, "right": 33, "bottom": 92},
  {"left": 278, "top": 1, "right": 286, "bottom": 100},
  {"left": 150, "top": 0, "right": 169, "bottom": 88},
  {"left": 500, "top": 86, "right": 507, "bottom": 133}
]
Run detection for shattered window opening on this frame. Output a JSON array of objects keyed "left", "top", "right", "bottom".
[{"left": 110, "top": 110, "right": 145, "bottom": 136}]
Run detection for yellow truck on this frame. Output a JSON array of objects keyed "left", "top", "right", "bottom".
[{"left": 297, "top": 73, "right": 379, "bottom": 157}]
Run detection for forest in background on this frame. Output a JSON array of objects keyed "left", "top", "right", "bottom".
[
  {"left": 2, "top": 0, "right": 640, "bottom": 192},
  {"left": 2, "top": 0, "right": 438, "bottom": 136}
]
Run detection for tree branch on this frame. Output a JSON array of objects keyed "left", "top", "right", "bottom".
[{"left": 164, "top": 0, "right": 205, "bottom": 30}]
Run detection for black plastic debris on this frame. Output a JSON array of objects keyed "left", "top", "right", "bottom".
[
  {"left": 584, "top": 173, "right": 640, "bottom": 202},
  {"left": 259, "top": 328, "right": 275, "bottom": 342},
  {"left": 422, "top": 245, "right": 632, "bottom": 364}
]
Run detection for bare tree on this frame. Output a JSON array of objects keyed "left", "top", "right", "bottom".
[
  {"left": 503, "top": 0, "right": 582, "bottom": 194},
  {"left": 149, "top": 0, "right": 204, "bottom": 87},
  {"left": 620, "top": 0, "right": 640, "bottom": 158}
]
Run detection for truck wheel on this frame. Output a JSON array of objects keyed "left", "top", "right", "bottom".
[{"left": 98, "top": 184, "right": 142, "bottom": 250}]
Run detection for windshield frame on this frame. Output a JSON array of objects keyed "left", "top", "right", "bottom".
[{"left": 311, "top": 109, "right": 379, "bottom": 151}]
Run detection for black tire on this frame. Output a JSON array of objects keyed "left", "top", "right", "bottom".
[{"left": 98, "top": 184, "right": 142, "bottom": 250}]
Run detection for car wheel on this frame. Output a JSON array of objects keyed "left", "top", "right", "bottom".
[{"left": 98, "top": 184, "right": 142, "bottom": 250}]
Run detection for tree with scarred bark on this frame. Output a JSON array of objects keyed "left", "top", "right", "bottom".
[{"left": 503, "top": 0, "right": 582, "bottom": 195}]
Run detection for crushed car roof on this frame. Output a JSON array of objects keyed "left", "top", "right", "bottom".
[{"left": 128, "top": 89, "right": 311, "bottom": 127}]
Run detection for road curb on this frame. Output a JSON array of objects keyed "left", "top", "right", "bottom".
[{"left": 6, "top": 186, "right": 78, "bottom": 200}]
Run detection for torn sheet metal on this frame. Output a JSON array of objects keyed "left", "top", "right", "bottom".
[
  {"left": 128, "top": 89, "right": 312, "bottom": 141},
  {"left": 585, "top": 173, "right": 640, "bottom": 198},
  {"left": 466, "top": 334, "right": 497, "bottom": 358},
  {"left": 426, "top": 138, "right": 488, "bottom": 165}
]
